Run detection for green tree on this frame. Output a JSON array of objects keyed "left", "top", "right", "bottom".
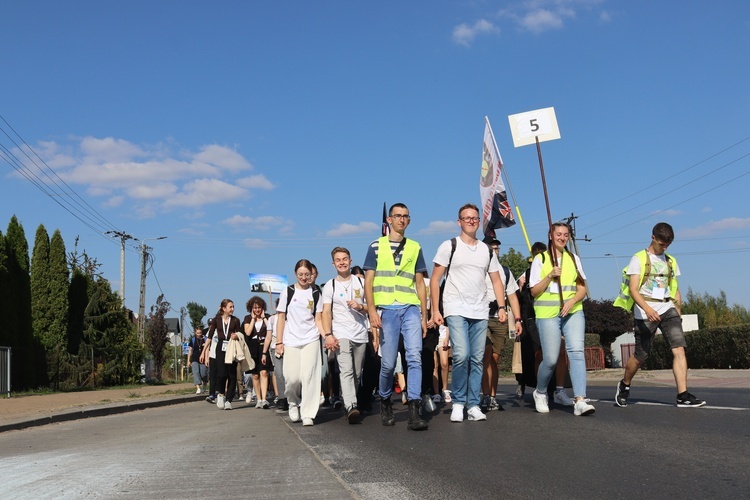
[
  {"left": 186, "top": 301, "right": 207, "bottom": 331},
  {"left": 5, "top": 216, "right": 35, "bottom": 389},
  {"left": 67, "top": 236, "right": 98, "bottom": 355},
  {"left": 583, "top": 298, "right": 633, "bottom": 367},
  {"left": 30, "top": 224, "right": 52, "bottom": 386},
  {"left": 81, "top": 278, "right": 142, "bottom": 387},
  {"left": 682, "top": 288, "right": 750, "bottom": 329},
  {"left": 498, "top": 247, "right": 529, "bottom": 280},
  {"left": 146, "top": 294, "right": 171, "bottom": 381},
  {"left": 46, "top": 230, "right": 70, "bottom": 387}
]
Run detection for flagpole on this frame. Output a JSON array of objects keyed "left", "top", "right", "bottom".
[{"left": 485, "top": 116, "right": 532, "bottom": 252}]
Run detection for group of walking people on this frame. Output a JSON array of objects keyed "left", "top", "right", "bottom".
[{"left": 188, "top": 202, "right": 706, "bottom": 429}]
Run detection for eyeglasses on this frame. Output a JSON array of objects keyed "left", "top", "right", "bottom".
[
  {"left": 459, "top": 217, "right": 480, "bottom": 223},
  {"left": 390, "top": 214, "right": 410, "bottom": 220}
]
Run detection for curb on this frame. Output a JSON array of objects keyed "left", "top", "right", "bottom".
[{"left": 0, "top": 393, "right": 204, "bottom": 434}]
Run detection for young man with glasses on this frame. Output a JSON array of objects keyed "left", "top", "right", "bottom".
[
  {"left": 364, "top": 203, "right": 429, "bottom": 431},
  {"left": 614, "top": 222, "right": 706, "bottom": 408},
  {"left": 429, "top": 204, "right": 507, "bottom": 422}
]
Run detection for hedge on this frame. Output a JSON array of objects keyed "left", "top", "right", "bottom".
[{"left": 643, "top": 324, "right": 750, "bottom": 370}]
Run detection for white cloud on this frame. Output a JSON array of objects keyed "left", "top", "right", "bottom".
[
  {"left": 126, "top": 182, "right": 178, "bottom": 199},
  {"left": 452, "top": 19, "right": 499, "bottom": 47},
  {"left": 237, "top": 174, "right": 275, "bottom": 190},
  {"left": 193, "top": 144, "right": 252, "bottom": 172},
  {"left": 164, "top": 178, "right": 247, "bottom": 208},
  {"left": 30, "top": 137, "right": 274, "bottom": 213},
  {"left": 326, "top": 222, "right": 379, "bottom": 237},
  {"left": 223, "top": 214, "right": 290, "bottom": 231},
  {"left": 103, "top": 196, "right": 124, "bottom": 208},
  {"left": 499, "top": 0, "right": 603, "bottom": 34},
  {"left": 80, "top": 137, "right": 146, "bottom": 162},
  {"left": 419, "top": 220, "right": 458, "bottom": 234},
  {"left": 244, "top": 238, "right": 271, "bottom": 249},
  {"left": 681, "top": 218, "right": 750, "bottom": 238}
]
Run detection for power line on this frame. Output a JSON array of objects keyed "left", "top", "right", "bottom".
[
  {"left": 583, "top": 150, "right": 750, "bottom": 233},
  {"left": 579, "top": 135, "right": 750, "bottom": 219},
  {"left": 589, "top": 169, "right": 750, "bottom": 240},
  {"left": 0, "top": 113, "right": 121, "bottom": 237}
]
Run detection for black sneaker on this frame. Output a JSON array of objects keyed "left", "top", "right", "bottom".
[
  {"left": 676, "top": 392, "right": 706, "bottom": 408},
  {"left": 479, "top": 395, "right": 490, "bottom": 413},
  {"left": 205, "top": 395, "right": 215, "bottom": 404},
  {"left": 615, "top": 380, "right": 630, "bottom": 407}
]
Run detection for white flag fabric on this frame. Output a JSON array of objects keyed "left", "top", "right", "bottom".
[{"left": 480, "top": 118, "right": 515, "bottom": 237}]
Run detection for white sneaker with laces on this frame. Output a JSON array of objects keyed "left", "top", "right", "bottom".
[
  {"left": 223, "top": 401, "right": 232, "bottom": 410},
  {"left": 216, "top": 394, "right": 225, "bottom": 410},
  {"left": 467, "top": 406, "right": 487, "bottom": 421},
  {"left": 289, "top": 404, "right": 301, "bottom": 422},
  {"left": 574, "top": 399, "right": 596, "bottom": 416},
  {"left": 245, "top": 392, "right": 252, "bottom": 404},
  {"left": 450, "top": 403, "right": 465, "bottom": 422},
  {"left": 554, "top": 390, "right": 575, "bottom": 407},
  {"left": 442, "top": 390, "right": 452, "bottom": 403},
  {"left": 533, "top": 390, "right": 549, "bottom": 414},
  {"left": 302, "top": 417, "right": 314, "bottom": 426}
]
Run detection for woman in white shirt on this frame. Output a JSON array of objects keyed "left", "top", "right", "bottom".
[{"left": 275, "top": 260, "right": 325, "bottom": 426}]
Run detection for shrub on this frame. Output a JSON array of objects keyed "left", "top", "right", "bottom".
[{"left": 643, "top": 324, "right": 750, "bottom": 369}]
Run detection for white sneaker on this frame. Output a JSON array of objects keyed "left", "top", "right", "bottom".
[
  {"left": 533, "top": 390, "right": 549, "bottom": 414},
  {"left": 302, "top": 417, "right": 314, "bottom": 426},
  {"left": 450, "top": 403, "right": 464, "bottom": 422},
  {"left": 467, "top": 406, "right": 487, "bottom": 421},
  {"left": 245, "top": 392, "right": 252, "bottom": 404},
  {"left": 554, "top": 390, "right": 575, "bottom": 407},
  {"left": 195, "top": 387, "right": 201, "bottom": 395},
  {"left": 223, "top": 401, "right": 232, "bottom": 410},
  {"left": 442, "top": 390, "right": 452, "bottom": 403},
  {"left": 289, "top": 404, "right": 301, "bottom": 422},
  {"left": 216, "top": 394, "right": 225, "bottom": 410},
  {"left": 574, "top": 399, "right": 596, "bottom": 416}
]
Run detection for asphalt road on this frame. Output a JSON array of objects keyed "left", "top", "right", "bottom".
[{"left": 2, "top": 384, "right": 748, "bottom": 499}]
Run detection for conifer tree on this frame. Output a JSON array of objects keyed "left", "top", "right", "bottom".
[
  {"left": 30, "top": 224, "right": 51, "bottom": 386},
  {"left": 5, "top": 216, "right": 35, "bottom": 389}
]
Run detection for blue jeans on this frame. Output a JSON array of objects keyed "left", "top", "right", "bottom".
[
  {"left": 191, "top": 361, "right": 207, "bottom": 386},
  {"left": 378, "top": 305, "right": 423, "bottom": 401},
  {"left": 445, "top": 316, "right": 488, "bottom": 408},
  {"left": 536, "top": 311, "right": 587, "bottom": 398}
]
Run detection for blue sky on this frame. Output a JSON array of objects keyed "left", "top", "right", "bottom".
[{"left": 2, "top": 1, "right": 749, "bottom": 323}]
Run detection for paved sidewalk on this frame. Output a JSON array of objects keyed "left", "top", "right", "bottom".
[{"left": 2, "top": 369, "right": 748, "bottom": 433}]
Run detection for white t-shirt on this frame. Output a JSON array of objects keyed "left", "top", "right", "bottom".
[
  {"left": 626, "top": 252, "right": 681, "bottom": 320},
  {"left": 433, "top": 238, "right": 500, "bottom": 320},
  {"left": 208, "top": 331, "right": 218, "bottom": 359},
  {"left": 485, "top": 266, "right": 519, "bottom": 302},
  {"left": 322, "top": 275, "right": 369, "bottom": 343},
  {"left": 278, "top": 285, "right": 323, "bottom": 347}
]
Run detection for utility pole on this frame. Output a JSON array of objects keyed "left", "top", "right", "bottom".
[
  {"left": 138, "top": 236, "right": 167, "bottom": 343},
  {"left": 106, "top": 231, "right": 136, "bottom": 306}
]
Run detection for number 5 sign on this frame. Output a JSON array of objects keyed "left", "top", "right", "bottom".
[{"left": 508, "top": 107, "right": 561, "bottom": 148}]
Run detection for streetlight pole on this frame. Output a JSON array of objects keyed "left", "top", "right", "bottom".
[
  {"left": 605, "top": 253, "right": 621, "bottom": 278},
  {"left": 138, "top": 236, "right": 167, "bottom": 343}
]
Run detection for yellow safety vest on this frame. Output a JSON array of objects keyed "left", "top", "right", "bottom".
[
  {"left": 372, "top": 236, "right": 421, "bottom": 307},
  {"left": 613, "top": 249, "right": 678, "bottom": 312},
  {"left": 533, "top": 251, "right": 583, "bottom": 319}
]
